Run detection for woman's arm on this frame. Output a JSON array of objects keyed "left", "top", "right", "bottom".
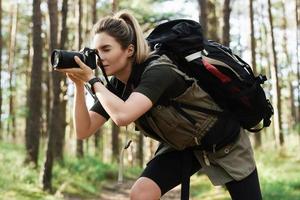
[
  {"left": 93, "top": 82, "right": 153, "bottom": 126},
  {"left": 70, "top": 75, "right": 107, "bottom": 139},
  {"left": 57, "top": 57, "right": 153, "bottom": 127}
]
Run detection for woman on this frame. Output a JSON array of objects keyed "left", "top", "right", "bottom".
[{"left": 57, "top": 11, "right": 262, "bottom": 200}]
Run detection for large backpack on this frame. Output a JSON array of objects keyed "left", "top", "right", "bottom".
[{"left": 146, "top": 19, "right": 273, "bottom": 132}]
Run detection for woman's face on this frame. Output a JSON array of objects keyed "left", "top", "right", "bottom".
[{"left": 93, "top": 32, "right": 134, "bottom": 78}]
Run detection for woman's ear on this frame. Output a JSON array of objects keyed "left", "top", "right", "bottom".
[{"left": 127, "top": 44, "right": 135, "bottom": 58}]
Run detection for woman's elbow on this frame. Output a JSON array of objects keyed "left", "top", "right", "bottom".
[
  {"left": 76, "top": 129, "right": 93, "bottom": 140},
  {"left": 76, "top": 133, "right": 87, "bottom": 140},
  {"left": 114, "top": 115, "right": 132, "bottom": 126}
]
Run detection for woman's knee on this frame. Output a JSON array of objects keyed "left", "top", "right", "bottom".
[{"left": 130, "top": 177, "right": 161, "bottom": 200}]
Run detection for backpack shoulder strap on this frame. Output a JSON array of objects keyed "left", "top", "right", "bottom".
[{"left": 145, "top": 54, "right": 196, "bottom": 82}]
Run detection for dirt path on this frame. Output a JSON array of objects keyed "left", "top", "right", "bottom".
[{"left": 99, "top": 180, "right": 182, "bottom": 200}]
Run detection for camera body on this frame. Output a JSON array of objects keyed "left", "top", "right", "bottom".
[{"left": 51, "top": 47, "right": 98, "bottom": 69}]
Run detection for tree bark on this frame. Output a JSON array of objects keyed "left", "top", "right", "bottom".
[
  {"left": 198, "top": 0, "right": 207, "bottom": 37},
  {"left": 112, "top": 123, "right": 120, "bottom": 162},
  {"left": 92, "top": 0, "right": 97, "bottom": 24},
  {"left": 137, "top": 133, "right": 144, "bottom": 167},
  {"left": 207, "top": 0, "right": 220, "bottom": 42},
  {"left": 54, "top": 0, "right": 69, "bottom": 161},
  {"left": 222, "top": 0, "right": 231, "bottom": 46},
  {"left": 25, "top": 0, "right": 43, "bottom": 167},
  {"left": 42, "top": 0, "right": 61, "bottom": 191},
  {"left": 91, "top": 0, "right": 103, "bottom": 155},
  {"left": 268, "top": 0, "right": 284, "bottom": 147}
]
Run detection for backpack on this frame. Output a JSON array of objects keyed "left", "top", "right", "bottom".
[{"left": 146, "top": 19, "right": 273, "bottom": 132}]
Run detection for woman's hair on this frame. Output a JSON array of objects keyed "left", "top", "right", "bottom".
[{"left": 92, "top": 10, "right": 150, "bottom": 64}]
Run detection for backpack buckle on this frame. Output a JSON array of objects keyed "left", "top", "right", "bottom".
[
  {"left": 257, "top": 74, "right": 267, "bottom": 83},
  {"left": 154, "top": 43, "right": 161, "bottom": 50}
]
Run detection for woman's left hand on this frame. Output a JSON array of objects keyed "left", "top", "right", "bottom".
[{"left": 55, "top": 56, "right": 95, "bottom": 82}]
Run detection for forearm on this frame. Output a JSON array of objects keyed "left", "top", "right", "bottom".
[
  {"left": 73, "top": 84, "right": 91, "bottom": 138},
  {"left": 93, "top": 82, "right": 129, "bottom": 126}
]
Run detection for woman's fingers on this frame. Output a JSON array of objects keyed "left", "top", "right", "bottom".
[
  {"left": 74, "top": 56, "right": 90, "bottom": 70},
  {"left": 56, "top": 67, "right": 83, "bottom": 73}
]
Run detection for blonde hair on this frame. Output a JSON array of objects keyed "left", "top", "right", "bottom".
[{"left": 92, "top": 10, "right": 150, "bottom": 64}]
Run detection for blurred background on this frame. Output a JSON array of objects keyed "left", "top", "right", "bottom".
[{"left": 0, "top": 0, "right": 299, "bottom": 199}]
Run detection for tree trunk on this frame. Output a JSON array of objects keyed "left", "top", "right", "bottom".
[
  {"left": 7, "top": 3, "right": 18, "bottom": 139},
  {"left": 54, "top": 0, "right": 69, "bottom": 162},
  {"left": 112, "top": 0, "right": 118, "bottom": 12},
  {"left": 281, "top": 0, "right": 295, "bottom": 129},
  {"left": 41, "top": 0, "right": 60, "bottom": 191},
  {"left": 25, "top": 0, "right": 43, "bottom": 167},
  {"left": 222, "top": 0, "right": 231, "bottom": 46},
  {"left": 249, "top": 0, "right": 262, "bottom": 148},
  {"left": 91, "top": 0, "right": 103, "bottom": 155},
  {"left": 198, "top": 0, "right": 207, "bottom": 37},
  {"left": 268, "top": 0, "right": 284, "bottom": 147},
  {"left": 76, "top": 0, "right": 84, "bottom": 158},
  {"left": 0, "top": 0, "right": 2, "bottom": 138},
  {"left": 137, "top": 133, "right": 144, "bottom": 167},
  {"left": 92, "top": 0, "right": 97, "bottom": 24},
  {"left": 207, "top": 0, "right": 220, "bottom": 42},
  {"left": 112, "top": 122, "right": 120, "bottom": 162}
]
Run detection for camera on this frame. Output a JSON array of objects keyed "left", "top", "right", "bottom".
[{"left": 51, "top": 47, "right": 98, "bottom": 69}]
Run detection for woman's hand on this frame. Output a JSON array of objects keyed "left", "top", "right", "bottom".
[
  {"left": 66, "top": 73, "right": 84, "bottom": 86},
  {"left": 56, "top": 56, "right": 95, "bottom": 83}
]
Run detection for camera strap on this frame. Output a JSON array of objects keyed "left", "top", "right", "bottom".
[{"left": 95, "top": 54, "right": 112, "bottom": 88}]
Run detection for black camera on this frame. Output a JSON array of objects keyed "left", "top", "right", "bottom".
[{"left": 51, "top": 47, "right": 98, "bottom": 69}]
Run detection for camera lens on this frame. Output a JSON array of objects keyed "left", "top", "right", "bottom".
[
  {"left": 52, "top": 51, "right": 60, "bottom": 67},
  {"left": 50, "top": 48, "right": 97, "bottom": 69}
]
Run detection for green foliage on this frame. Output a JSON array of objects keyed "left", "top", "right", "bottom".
[
  {"left": 0, "top": 141, "right": 120, "bottom": 200},
  {"left": 256, "top": 147, "right": 300, "bottom": 200}
]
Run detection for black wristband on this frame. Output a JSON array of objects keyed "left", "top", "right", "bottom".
[{"left": 88, "top": 77, "right": 102, "bottom": 94}]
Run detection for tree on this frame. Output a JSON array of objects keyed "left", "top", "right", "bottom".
[
  {"left": 55, "top": 0, "right": 69, "bottom": 161},
  {"left": 198, "top": 0, "right": 221, "bottom": 42},
  {"left": 91, "top": 0, "right": 104, "bottom": 156},
  {"left": 7, "top": 3, "right": 18, "bottom": 138},
  {"left": 249, "top": 0, "right": 262, "bottom": 147},
  {"left": 280, "top": 0, "right": 296, "bottom": 130},
  {"left": 198, "top": 0, "right": 207, "bottom": 37},
  {"left": 137, "top": 133, "right": 144, "bottom": 167},
  {"left": 25, "top": 0, "right": 43, "bottom": 166},
  {"left": 207, "top": 0, "right": 220, "bottom": 42},
  {"left": 42, "top": 0, "right": 61, "bottom": 191},
  {"left": 222, "top": 0, "right": 231, "bottom": 46},
  {"left": 268, "top": 0, "right": 284, "bottom": 146}
]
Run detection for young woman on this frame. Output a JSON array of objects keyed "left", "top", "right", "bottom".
[{"left": 57, "top": 11, "right": 262, "bottom": 200}]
